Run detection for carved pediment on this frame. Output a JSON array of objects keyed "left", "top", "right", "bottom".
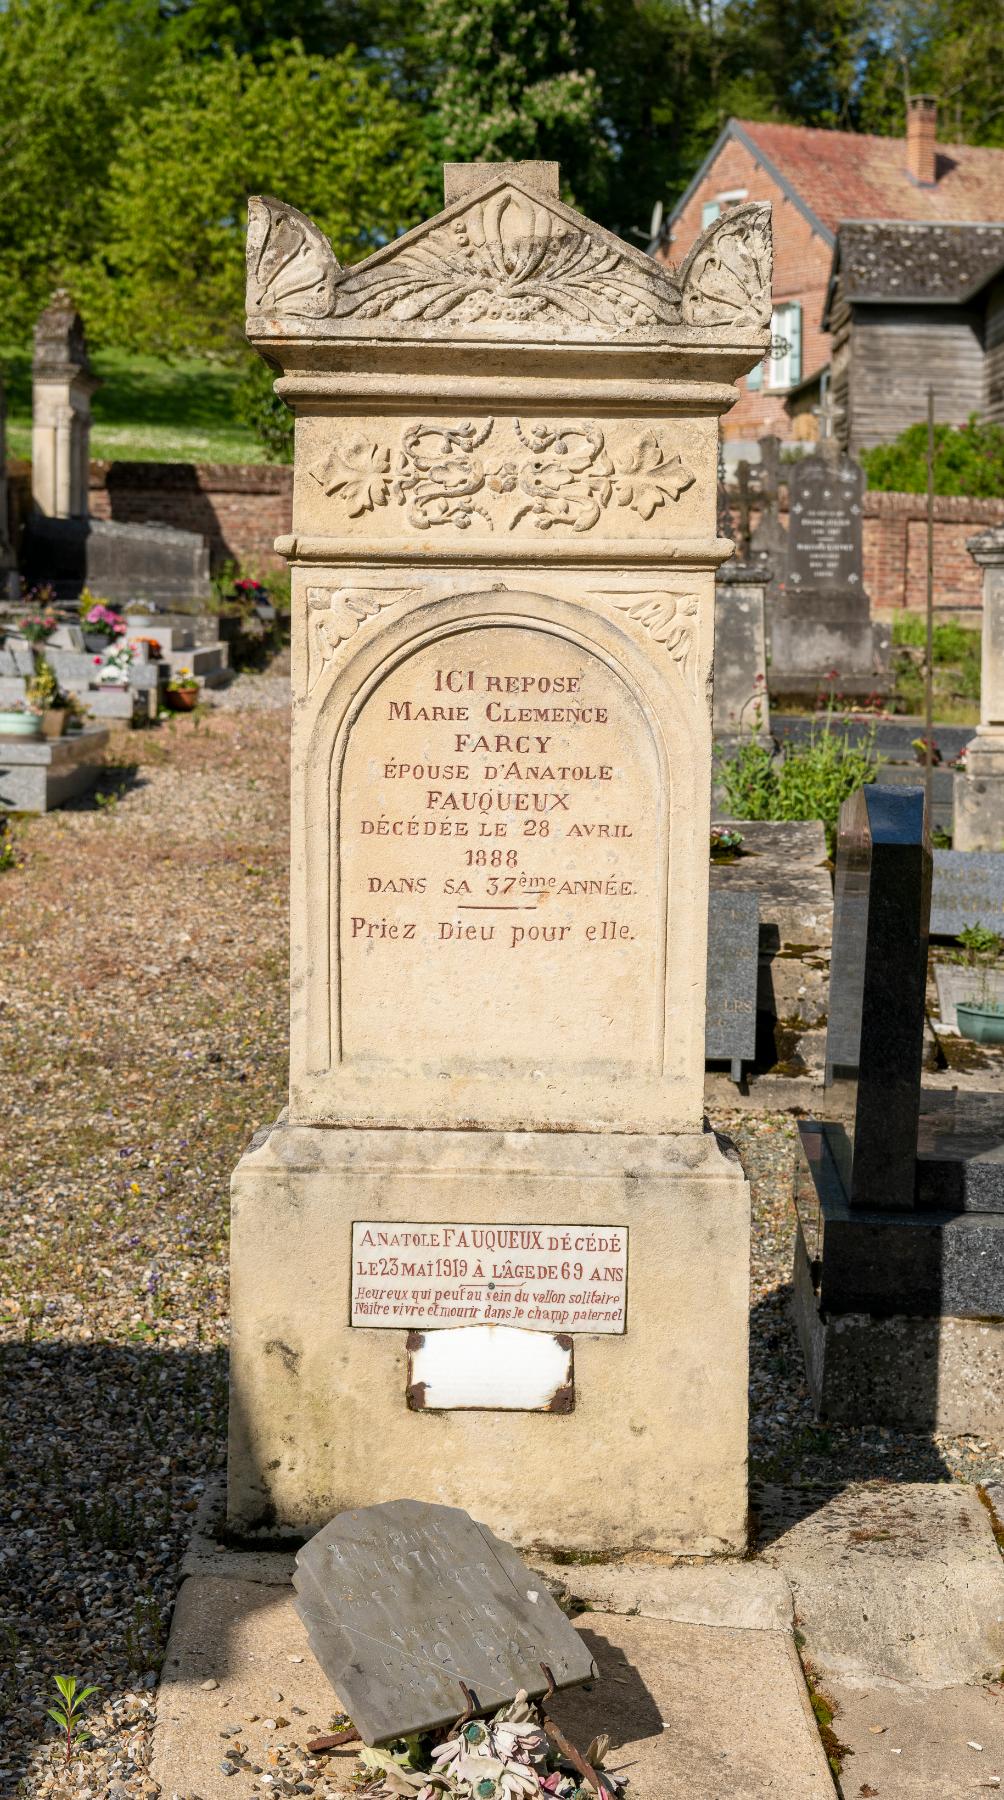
[{"left": 246, "top": 187, "right": 771, "bottom": 337}]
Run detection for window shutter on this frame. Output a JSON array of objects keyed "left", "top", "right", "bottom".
[
  {"left": 701, "top": 201, "right": 721, "bottom": 229},
  {"left": 788, "top": 303, "right": 802, "bottom": 385},
  {"left": 747, "top": 361, "right": 763, "bottom": 391}
]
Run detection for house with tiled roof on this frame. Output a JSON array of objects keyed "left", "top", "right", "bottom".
[{"left": 665, "top": 99, "right": 1004, "bottom": 455}]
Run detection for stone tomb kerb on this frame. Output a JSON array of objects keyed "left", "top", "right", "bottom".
[{"left": 230, "top": 163, "right": 770, "bottom": 1553}]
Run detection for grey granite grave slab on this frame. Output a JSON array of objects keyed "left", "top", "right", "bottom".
[
  {"left": 709, "top": 818, "right": 832, "bottom": 950},
  {"left": 0, "top": 724, "right": 109, "bottom": 811},
  {"left": 706, "top": 890, "right": 759, "bottom": 1078},
  {"left": 931, "top": 850, "right": 1004, "bottom": 937},
  {"left": 292, "top": 1498, "right": 596, "bottom": 1744},
  {"left": 0, "top": 641, "right": 36, "bottom": 677}
]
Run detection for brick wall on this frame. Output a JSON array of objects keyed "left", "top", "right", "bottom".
[
  {"left": 87, "top": 461, "right": 293, "bottom": 573},
  {"left": 663, "top": 135, "right": 833, "bottom": 442}
]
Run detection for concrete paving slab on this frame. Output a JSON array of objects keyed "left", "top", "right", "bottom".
[
  {"left": 760, "top": 1483, "right": 1004, "bottom": 1688},
  {"left": 550, "top": 1612, "right": 834, "bottom": 1796},
  {"left": 828, "top": 1679, "right": 1004, "bottom": 1799},
  {"left": 534, "top": 1558, "right": 794, "bottom": 1631},
  {"left": 151, "top": 1577, "right": 353, "bottom": 1800}
]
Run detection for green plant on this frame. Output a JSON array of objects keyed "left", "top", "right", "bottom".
[
  {"left": 47, "top": 1675, "right": 99, "bottom": 1764},
  {"left": 0, "top": 818, "right": 20, "bottom": 871},
  {"left": 862, "top": 415, "right": 1004, "bottom": 498},
  {"left": 234, "top": 356, "right": 293, "bottom": 463},
  {"left": 166, "top": 667, "right": 199, "bottom": 694},
  {"left": 953, "top": 924, "right": 1004, "bottom": 1007},
  {"left": 26, "top": 653, "right": 65, "bottom": 711},
  {"left": 717, "top": 718, "right": 882, "bottom": 852}
]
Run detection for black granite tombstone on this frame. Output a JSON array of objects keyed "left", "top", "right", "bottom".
[
  {"left": 293, "top": 1499, "right": 597, "bottom": 1745},
  {"left": 794, "top": 784, "right": 1004, "bottom": 1431},
  {"left": 824, "top": 784, "right": 930, "bottom": 1212},
  {"left": 706, "top": 890, "right": 759, "bottom": 1081}
]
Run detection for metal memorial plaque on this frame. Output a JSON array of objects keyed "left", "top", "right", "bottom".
[
  {"left": 293, "top": 1499, "right": 598, "bottom": 1743},
  {"left": 788, "top": 451, "right": 864, "bottom": 594},
  {"left": 351, "top": 1221, "right": 628, "bottom": 1333},
  {"left": 931, "top": 850, "right": 1004, "bottom": 939},
  {"left": 706, "top": 889, "right": 759, "bottom": 1077}
]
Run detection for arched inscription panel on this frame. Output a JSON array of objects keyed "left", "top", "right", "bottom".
[{"left": 336, "top": 621, "right": 665, "bottom": 1078}]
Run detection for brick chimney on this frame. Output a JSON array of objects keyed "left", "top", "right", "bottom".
[{"left": 907, "top": 94, "right": 938, "bottom": 186}]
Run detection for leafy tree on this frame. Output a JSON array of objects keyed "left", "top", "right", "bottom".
[
  {"left": 420, "top": 0, "right": 612, "bottom": 214},
  {"left": 0, "top": 0, "right": 163, "bottom": 333},
  {"left": 861, "top": 415, "right": 1004, "bottom": 497},
  {"left": 83, "top": 42, "right": 429, "bottom": 355}
]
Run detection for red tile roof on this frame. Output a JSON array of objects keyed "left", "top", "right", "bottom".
[{"left": 739, "top": 119, "right": 1004, "bottom": 235}]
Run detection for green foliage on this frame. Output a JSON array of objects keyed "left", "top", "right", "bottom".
[
  {"left": 421, "top": 0, "right": 611, "bottom": 212},
  {"left": 861, "top": 416, "right": 1004, "bottom": 498},
  {"left": 890, "top": 614, "right": 981, "bottom": 718},
  {"left": 957, "top": 923, "right": 1003, "bottom": 960},
  {"left": 48, "top": 1674, "right": 99, "bottom": 1763},
  {"left": 717, "top": 720, "right": 882, "bottom": 849},
  {"left": 234, "top": 356, "right": 293, "bottom": 463},
  {"left": 82, "top": 42, "right": 428, "bottom": 354}
]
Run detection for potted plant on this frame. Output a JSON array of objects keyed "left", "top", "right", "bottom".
[
  {"left": 165, "top": 667, "right": 200, "bottom": 711},
  {"left": 17, "top": 606, "right": 58, "bottom": 646},
  {"left": 80, "top": 595, "right": 127, "bottom": 652},
  {"left": 26, "top": 654, "right": 68, "bottom": 738},
  {"left": 955, "top": 924, "right": 1004, "bottom": 1045},
  {"left": 0, "top": 699, "right": 42, "bottom": 738},
  {"left": 93, "top": 640, "right": 134, "bottom": 688}
]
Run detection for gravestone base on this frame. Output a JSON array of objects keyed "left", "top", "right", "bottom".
[
  {"left": 953, "top": 735, "right": 1004, "bottom": 852},
  {"left": 228, "top": 1119, "right": 750, "bottom": 1556},
  {"left": 0, "top": 724, "right": 110, "bottom": 812},
  {"left": 793, "top": 1120, "right": 1004, "bottom": 1434}
]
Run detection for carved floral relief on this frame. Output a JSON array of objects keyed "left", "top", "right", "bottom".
[
  {"left": 305, "top": 586, "right": 418, "bottom": 691},
  {"left": 591, "top": 589, "right": 701, "bottom": 689},
  {"left": 308, "top": 419, "right": 696, "bottom": 534}
]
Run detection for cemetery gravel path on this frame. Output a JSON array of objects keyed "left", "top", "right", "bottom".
[{"left": 0, "top": 681, "right": 1000, "bottom": 1798}]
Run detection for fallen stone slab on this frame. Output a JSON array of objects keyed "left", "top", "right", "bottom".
[
  {"left": 827, "top": 1679, "right": 1004, "bottom": 1798},
  {"left": 152, "top": 1562, "right": 832, "bottom": 1799},
  {"left": 759, "top": 1483, "right": 1004, "bottom": 1688}
]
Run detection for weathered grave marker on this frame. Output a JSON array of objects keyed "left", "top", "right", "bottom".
[
  {"left": 229, "top": 163, "right": 769, "bottom": 1552},
  {"left": 930, "top": 849, "right": 1004, "bottom": 937},
  {"left": 767, "top": 442, "right": 886, "bottom": 703},
  {"left": 293, "top": 1499, "right": 596, "bottom": 1744},
  {"left": 955, "top": 527, "right": 1004, "bottom": 852},
  {"left": 706, "top": 890, "right": 759, "bottom": 1080}
]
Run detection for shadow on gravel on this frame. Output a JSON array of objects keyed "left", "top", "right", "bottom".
[
  {"left": 0, "top": 1340, "right": 226, "bottom": 1791},
  {"left": 64, "top": 758, "right": 149, "bottom": 812},
  {"left": 749, "top": 1284, "right": 952, "bottom": 1550}
]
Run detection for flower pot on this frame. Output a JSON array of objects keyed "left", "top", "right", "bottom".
[
  {"left": 166, "top": 687, "right": 199, "bottom": 711},
  {"left": 956, "top": 1002, "right": 1004, "bottom": 1046},
  {"left": 40, "top": 708, "right": 67, "bottom": 739},
  {"left": 84, "top": 632, "right": 112, "bottom": 652},
  {"left": 0, "top": 710, "right": 41, "bottom": 738}
]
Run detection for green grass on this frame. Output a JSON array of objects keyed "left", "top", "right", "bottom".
[
  {"left": 1, "top": 341, "right": 264, "bottom": 465},
  {"left": 890, "top": 611, "right": 981, "bottom": 725}
]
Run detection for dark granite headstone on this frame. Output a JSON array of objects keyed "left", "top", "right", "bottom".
[
  {"left": 23, "top": 515, "right": 211, "bottom": 605},
  {"left": 706, "top": 890, "right": 759, "bottom": 1079},
  {"left": 293, "top": 1499, "right": 596, "bottom": 1745},
  {"left": 930, "top": 850, "right": 1004, "bottom": 938},
  {"left": 788, "top": 452, "right": 863, "bottom": 595},
  {"left": 824, "top": 784, "right": 931, "bottom": 1211}
]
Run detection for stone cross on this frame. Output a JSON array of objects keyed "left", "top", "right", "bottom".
[
  {"left": 954, "top": 527, "right": 1004, "bottom": 851},
  {"left": 31, "top": 290, "right": 100, "bottom": 519},
  {"left": 229, "top": 162, "right": 771, "bottom": 1557}
]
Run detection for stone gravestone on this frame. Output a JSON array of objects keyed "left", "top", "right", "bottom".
[
  {"left": 954, "top": 527, "right": 1004, "bottom": 851},
  {"left": 795, "top": 783, "right": 1004, "bottom": 1432},
  {"left": 293, "top": 1499, "right": 596, "bottom": 1743},
  {"left": 714, "top": 465, "right": 771, "bottom": 740},
  {"left": 767, "top": 442, "right": 887, "bottom": 703},
  {"left": 745, "top": 435, "right": 788, "bottom": 606},
  {"left": 930, "top": 849, "right": 1004, "bottom": 937},
  {"left": 228, "top": 163, "right": 770, "bottom": 1554},
  {"left": 705, "top": 890, "right": 759, "bottom": 1080}
]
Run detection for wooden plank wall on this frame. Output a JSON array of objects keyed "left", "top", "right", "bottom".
[{"left": 848, "top": 304, "right": 985, "bottom": 452}]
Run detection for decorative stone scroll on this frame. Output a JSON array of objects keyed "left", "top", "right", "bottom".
[{"left": 247, "top": 185, "right": 771, "bottom": 336}]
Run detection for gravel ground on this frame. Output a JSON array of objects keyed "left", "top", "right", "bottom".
[{"left": 1, "top": 671, "right": 1000, "bottom": 1796}]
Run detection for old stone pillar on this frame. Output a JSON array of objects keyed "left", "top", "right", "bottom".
[
  {"left": 31, "top": 290, "right": 100, "bottom": 519},
  {"left": 954, "top": 527, "right": 1004, "bottom": 851},
  {"left": 230, "top": 164, "right": 771, "bottom": 1552},
  {"left": 714, "top": 561, "right": 771, "bottom": 741}
]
